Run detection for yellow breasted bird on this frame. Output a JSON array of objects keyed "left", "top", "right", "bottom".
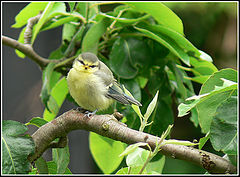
[{"left": 67, "top": 52, "right": 142, "bottom": 115}]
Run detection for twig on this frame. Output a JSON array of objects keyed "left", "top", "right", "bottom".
[
  {"left": 24, "top": 13, "right": 42, "bottom": 45},
  {"left": 27, "top": 109, "right": 237, "bottom": 174}
]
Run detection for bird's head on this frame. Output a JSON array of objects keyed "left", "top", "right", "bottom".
[{"left": 73, "top": 52, "right": 100, "bottom": 73}]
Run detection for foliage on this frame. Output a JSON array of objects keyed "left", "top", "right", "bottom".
[
  {"left": 2, "top": 2, "right": 237, "bottom": 174},
  {"left": 2, "top": 120, "right": 35, "bottom": 174}
]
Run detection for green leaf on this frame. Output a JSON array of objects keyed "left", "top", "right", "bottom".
[
  {"left": 31, "top": 2, "right": 54, "bottom": 44},
  {"left": 32, "top": 2, "right": 66, "bottom": 44},
  {"left": 197, "top": 90, "right": 233, "bottom": 133},
  {"left": 134, "top": 26, "right": 190, "bottom": 66},
  {"left": 25, "top": 117, "right": 49, "bottom": 127},
  {"left": 126, "top": 147, "right": 149, "bottom": 167},
  {"left": 146, "top": 154, "right": 165, "bottom": 174},
  {"left": 136, "top": 76, "right": 148, "bottom": 89},
  {"left": 75, "top": 2, "right": 98, "bottom": 20},
  {"left": 12, "top": 2, "right": 48, "bottom": 28},
  {"left": 82, "top": 18, "right": 110, "bottom": 54},
  {"left": 43, "top": 77, "right": 69, "bottom": 122},
  {"left": 52, "top": 146, "right": 70, "bottom": 174},
  {"left": 190, "top": 57, "right": 218, "bottom": 74},
  {"left": 41, "top": 16, "right": 78, "bottom": 31},
  {"left": 15, "top": 27, "right": 26, "bottom": 58},
  {"left": 125, "top": 2, "right": 184, "bottom": 34},
  {"left": 67, "top": 2, "right": 76, "bottom": 12},
  {"left": 122, "top": 83, "right": 143, "bottom": 120},
  {"left": 119, "top": 142, "right": 149, "bottom": 157},
  {"left": 2, "top": 120, "right": 35, "bottom": 174},
  {"left": 210, "top": 96, "right": 237, "bottom": 155},
  {"left": 62, "top": 21, "right": 78, "bottom": 43},
  {"left": 178, "top": 71, "right": 237, "bottom": 119},
  {"left": 199, "top": 50, "right": 213, "bottom": 62},
  {"left": 178, "top": 99, "right": 200, "bottom": 117},
  {"left": 109, "top": 37, "right": 152, "bottom": 79},
  {"left": 144, "top": 91, "right": 159, "bottom": 120},
  {"left": 146, "top": 69, "right": 174, "bottom": 136},
  {"left": 189, "top": 107, "right": 199, "bottom": 127},
  {"left": 200, "top": 68, "right": 237, "bottom": 95},
  {"left": 89, "top": 132, "right": 125, "bottom": 174},
  {"left": 199, "top": 133, "right": 210, "bottom": 150},
  {"left": 144, "top": 24, "right": 200, "bottom": 58},
  {"left": 46, "top": 161, "right": 72, "bottom": 174},
  {"left": 163, "top": 139, "right": 198, "bottom": 146},
  {"left": 40, "top": 63, "right": 56, "bottom": 112},
  {"left": 186, "top": 75, "right": 210, "bottom": 84},
  {"left": 168, "top": 61, "right": 187, "bottom": 99},
  {"left": 35, "top": 157, "right": 48, "bottom": 174}
]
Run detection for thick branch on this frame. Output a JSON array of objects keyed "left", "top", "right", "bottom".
[{"left": 28, "top": 109, "right": 237, "bottom": 174}]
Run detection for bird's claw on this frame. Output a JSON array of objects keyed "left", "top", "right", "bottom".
[{"left": 83, "top": 109, "right": 98, "bottom": 118}]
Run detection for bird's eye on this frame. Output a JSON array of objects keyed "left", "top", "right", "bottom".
[
  {"left": 90, "top": 65, "right": 97, "bottom": 68},
  {"left": 78, "top": 60, "right": 84, "bottom": 65}
]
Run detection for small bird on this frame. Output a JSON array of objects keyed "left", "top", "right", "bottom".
[{"left": 67, "top": 52, "right": 142, "bottom": 115}]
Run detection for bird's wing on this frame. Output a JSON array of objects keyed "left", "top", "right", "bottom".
[{"left": 106, "top": 82, "right": 142, "bottom": 106}]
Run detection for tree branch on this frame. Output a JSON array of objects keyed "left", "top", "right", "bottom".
[
  {"left": 2, "top": 35, "right": 59, "bottom": 69},
  {"left": 28, "top": 109, "right": 237, "bottom": 174}
]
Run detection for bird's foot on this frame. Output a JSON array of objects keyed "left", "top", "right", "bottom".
[{"left": 84, "top": 109, "right": 98, "bottom": 118}]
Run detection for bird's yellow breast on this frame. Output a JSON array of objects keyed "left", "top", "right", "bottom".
[{"left": 67, "top": 68, "right": 113, "bottom": 111}]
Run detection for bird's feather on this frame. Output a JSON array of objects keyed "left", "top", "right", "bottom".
[{"left": 106, "top": 82, "right": 142, "bottom": 106}]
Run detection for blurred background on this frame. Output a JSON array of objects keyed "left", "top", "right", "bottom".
[{"left": 2, "top": 2, "right": 237, "bottom": 174}]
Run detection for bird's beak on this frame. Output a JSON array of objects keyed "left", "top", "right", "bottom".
[{"left": 84, "top": 65, "right": 90, "bottom": 70}]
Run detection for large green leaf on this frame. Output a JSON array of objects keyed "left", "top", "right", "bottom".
[
  {"left": 81, "top": 18, "right": 110, "bottom": 54},
  {"left": 146, "top": 154, "right": 165, "bottom": 174},
  {"left": 200, "top": 68, "right": 237, "bottom": 94},
  {"left": 125, "top": 2, "right": 184, "bottom": 34},
  {"left": 178, "top": 69, "right": 237, "bottom": 118},
  {"left": 12, "top": 2, "right": 48, "bottom": 28},
  {"left": 41, "top": 16, "right": 78, "bottom": 31},
  {"left": 31, "top": 2, "right": 66, "bottom": 44},
  {"left": 126, "top": 147, "right": 149, "bottom": 167},
  {"left": 52, "top": 146, "right": 70, "bottom": 174},
  {"left": 143, "top": 24, "right": 200, "bottom": 58},
  {"left": 126, "top": 148, "right": 165, "bottom": 174},
  {"left": 89, "top": 132, "right": 125, "bottom": 174},
  {"left": 35, "top": 157, "right": 48, "bottom": 174},
  {"left": 210, "top": 96, "right": 237, "bottom": 155},
  {"left": 109, "top": 37, "right": 152, "bottom": 79},
  {"left": 178, "top": 74, "right": 237, "bottom": 134},
  {"left": 197, "top": 90, "right": 233, "bottom": 133},
  {"left": 134, "top": 26, "right": 190, "bottom": 66},
  {"left": 43, "top": 77, "right": 69, "bottom": 122},
  {"left": 2, "top": 120, "right": 35, "bottom": 174}
]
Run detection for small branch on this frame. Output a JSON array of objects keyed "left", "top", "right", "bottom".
[
  {"left": 2, "top": 35, "right": 59, "bottom": 69},
  {"left": 28, "top": 110, "right": 237, "bottom": 174},
  {"left": 24, "top": 13, "right": 42, "bottom": 45},
  {"left": 2, "top": 35, "right": 75, "bottom": 74}
]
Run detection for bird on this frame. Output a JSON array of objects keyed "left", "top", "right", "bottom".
[{"left": 66, "top": 52, "right": 142, "bottom": 116}]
